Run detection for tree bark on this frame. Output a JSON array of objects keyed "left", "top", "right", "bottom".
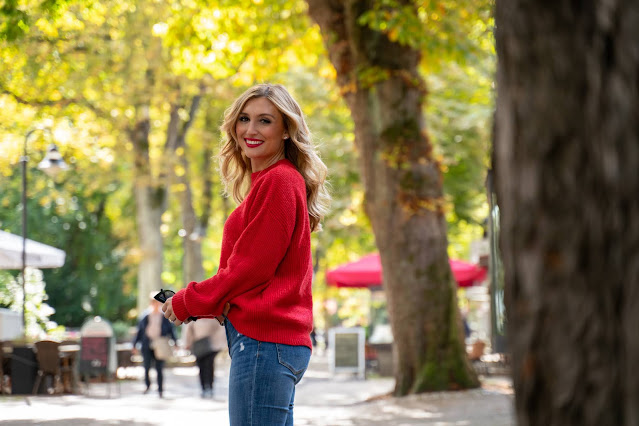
[
  {"left": 132, "top": 86, "right": 206, "bottom": 312},
  {"left": 494, "top": 1, "right": 639, "bottom": 424},
  {"left": 307, "top": 0, "right": 478, "bottom": 395},
  {"left": 170, "top": 90, "right": 208, "bottom": 283},
  {"left": 131, "top": 105, "right": 166, "bottom": 314}
]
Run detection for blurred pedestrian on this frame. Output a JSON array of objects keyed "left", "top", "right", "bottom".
[
  {"left": 463, "top": 314, "right": 471, "bottom": 339},
  {"left": 184, "top": 318, "right": 227, "bottom": 398},
  {"left": 161, "top": 83, "right": 330, "bottom": 425},
  {"left": 133, "top": 293, "right": 177, "bottom": 398}
]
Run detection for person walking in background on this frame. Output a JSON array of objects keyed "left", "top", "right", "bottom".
[
  {"left": 133, "top": 293, "right": 177, "bottom": 398},
  {"left": 160, "top": 83, "right": 331, "bottom": 425},
  {"left": 184, "top": 318, "right": 227, "bottom": 398}
]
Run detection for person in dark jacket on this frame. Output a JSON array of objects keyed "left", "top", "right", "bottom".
[{"left": 133, "top": 293, "right": 177, "bottom": 398}]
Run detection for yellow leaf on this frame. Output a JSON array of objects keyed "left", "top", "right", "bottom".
[{"left": 388, "top": 28, "right": 398, "bottom": 42}]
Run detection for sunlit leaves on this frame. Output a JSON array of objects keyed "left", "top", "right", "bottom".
[
  {"left": 0, "top": 0, "right": 78, "bottom": 41},
  {"left": 148, "top": 0, "right": 322, "bottom": 83},
  {"left": 360, "top": 0, "right": 494, "bottom": 71}
]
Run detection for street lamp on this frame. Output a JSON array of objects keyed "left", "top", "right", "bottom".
[{"left": 20, "top": 127, "right": 69, "bottom": 334}]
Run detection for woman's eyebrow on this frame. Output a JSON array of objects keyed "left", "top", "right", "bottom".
[{"left": 239, "top": 112, "right": 276, "bottom": 119}]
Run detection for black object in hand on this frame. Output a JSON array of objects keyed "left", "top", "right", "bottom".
[{"left": 154, "top": 288, "right": 197, "bottom": 322}]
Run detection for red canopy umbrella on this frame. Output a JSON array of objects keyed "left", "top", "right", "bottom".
[{"left": 326, "top": 253, "right": 486, "bottom": 288}]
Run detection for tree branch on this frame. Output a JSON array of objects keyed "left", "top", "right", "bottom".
[{"left": 1, "top": 86, "right": 108, "bottom": 117}]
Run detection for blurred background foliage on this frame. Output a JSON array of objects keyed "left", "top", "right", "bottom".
[{"left": 0, "top": 0, "right": 493, "bottom": 333}]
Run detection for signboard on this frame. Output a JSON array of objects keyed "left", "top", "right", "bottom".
[
  {"left": 80, "top": 337, "right": 110, "bottom": 372},
  {"left": 334, "top": 332, "right": 359, "bottom": 368},
  {"left": 78, "top": 316, "right": 117, "bottom": 378},
  {"left": 328, "top": 327, "right": 365, "bottom": 379}
]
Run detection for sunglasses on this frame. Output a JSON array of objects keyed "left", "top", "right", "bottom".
[
  {"left": 154, "top": 288, "right": 175, "bottom": 303},
  {"left": 153, "top": 288, "right": 198, "bottom": 322}
]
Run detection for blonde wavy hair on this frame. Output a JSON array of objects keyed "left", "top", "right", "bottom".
[{"left": 219, "top": 83, "right": 330, "bottom": 232}]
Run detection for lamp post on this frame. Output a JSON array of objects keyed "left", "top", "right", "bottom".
[{"left": 20, "top": 128, "right": 69, "bottom": 334}]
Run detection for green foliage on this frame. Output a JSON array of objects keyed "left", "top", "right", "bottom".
[
  {"left": 428, "top": 63, "right": 493, "bottom": 255},
  {"left": 0, "top": 0, "right": 29, "bottom": 41},
  {"left": 0, "top": 271, "right": 17, "bottom": 310},
  {"left": 164, "top": 0, "right": 320, "bottom": 81},
  {"left": 0, "top": 0, "right": 76, "bottom": 41},
  {"left": 425, "top": 30, "right": 494, "bottom": 256},
  {"left": 359, "top": 0, "right": 494, "bottom": 70},
  {"left": 0, "top": 160, "right": 134, "bottom": 328}
]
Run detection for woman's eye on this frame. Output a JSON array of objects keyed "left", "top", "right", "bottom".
[
  {"left": 260, "top": 118, "right": 271, "bottom": 124},
  {"left": 238, "top": 116, "right": 249, "bottom": 122}
]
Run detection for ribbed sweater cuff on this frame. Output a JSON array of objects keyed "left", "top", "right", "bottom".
[{"left": 171, "top": 290, "right": 190, "bottom": 322}]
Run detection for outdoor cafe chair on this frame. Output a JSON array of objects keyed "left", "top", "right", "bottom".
[{"left": 32, "top": 340, "right": 74, "bottom": 395}]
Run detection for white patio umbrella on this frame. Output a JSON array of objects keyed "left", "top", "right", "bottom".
[{"left": 0, "top": 230, "right": 66, "bottom": 270}]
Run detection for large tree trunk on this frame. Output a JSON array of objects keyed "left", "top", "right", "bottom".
[
  {"left": 170, "top": 90, "right": 209, "bottom": 283},
  {"left": 177, "top": 147, "right": 205, "bottom": 283},
  {"left": 307, "top": 0, "right": 478, "bottom": 395},
  {"left": 494, "top": 1, "right": 639, "bottom": 424},
  {"left": 131, "top": 106, "right": 166, "bottom": 315}
]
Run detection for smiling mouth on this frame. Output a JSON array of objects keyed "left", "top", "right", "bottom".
[{"left": 245, "top": 138, "right": 264, "bottom": 147}]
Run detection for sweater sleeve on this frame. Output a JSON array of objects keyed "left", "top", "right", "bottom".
[{"left": 171, "top": 171, "right": 300, "bottom": 322}]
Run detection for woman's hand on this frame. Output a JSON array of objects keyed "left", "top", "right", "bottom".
[
  {"left": 162, "top": 298, "right": 188, "bottom": 326},
  {"left": 215, "top": 302, "right": 232, "bottom": 325}
]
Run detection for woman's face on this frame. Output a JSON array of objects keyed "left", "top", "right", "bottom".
[{"left": 235, "top": 97, "right": 288, "bottom": 172}]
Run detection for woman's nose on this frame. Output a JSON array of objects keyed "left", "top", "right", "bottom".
[{"left": 245, "top": 121, "right": 258, "bottom": 135}]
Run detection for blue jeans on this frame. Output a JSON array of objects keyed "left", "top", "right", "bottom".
[{"left": 225, "top": 319, "right": 311, "bottom": 426}]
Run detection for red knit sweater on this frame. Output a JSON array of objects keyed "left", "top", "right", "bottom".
[{"left": 171, "top": 159, "right": 313, "bottom": 348}]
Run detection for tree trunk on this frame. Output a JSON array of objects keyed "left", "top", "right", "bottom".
[
  {"left": 494, "top": 1, "right": 639, "bottom": 424},
  {"left": 131, "top": 106, "right": 166, "bottom": 314},
  {"left": 171, "top": 91, "right": 208, "bottom": 283},
  {"left": 307, "top": 0, "right": 478, "bottom": 395},
  {"left": 176, "top": 138, "right": 205, "bottom": 283}
]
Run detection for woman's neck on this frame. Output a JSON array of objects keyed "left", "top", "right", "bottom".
[{"left": 251, "top": 149, "right": 285, "bottom": 172}]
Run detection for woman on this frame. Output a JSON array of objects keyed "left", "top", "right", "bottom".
[
  {"left": 184, "top": 318, "right": 227, "bottom": 398},
  {"left": 133, "top": 293, "right": 177, "bottom": 398},
  {"left": 162, "top": 83, "right": 330, "bottom": 425}
]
